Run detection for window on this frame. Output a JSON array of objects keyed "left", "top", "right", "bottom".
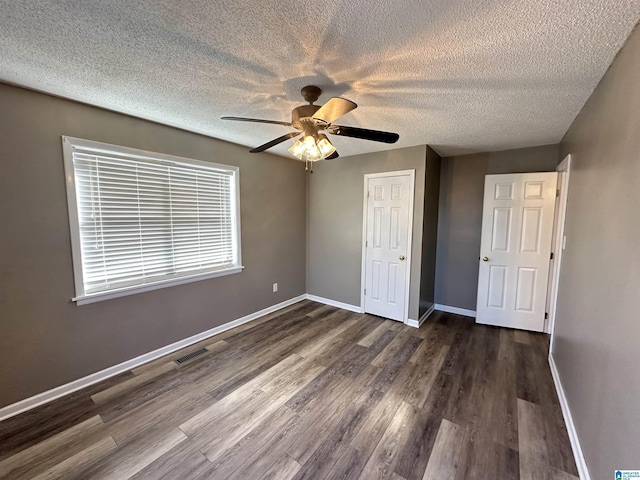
[{"left": 62, "top": 136, "right": 242, "bottom": 305}]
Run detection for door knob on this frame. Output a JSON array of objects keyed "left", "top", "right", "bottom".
[
  {"left": 482, "top": 256, "right": 489, "bottom": 262},
  {"left": 399, "top": 255, "right": 406, "bottom": 261}
]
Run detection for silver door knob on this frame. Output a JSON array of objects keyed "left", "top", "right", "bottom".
[
  {"left": 482, "top": 256, "right": 489, "bottom": 262},
  {"left": 399, "top": 255, "right": 406, "bottom": 261}
]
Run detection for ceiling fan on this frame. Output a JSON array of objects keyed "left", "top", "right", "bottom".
[{"left": 222, "top": 85, "right": 399, "bottom": 172}]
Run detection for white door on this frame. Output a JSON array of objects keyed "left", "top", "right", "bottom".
[
  {"left": 476, "top": 172, "right": 557, "bottom": 332},
  {"left": 363, "top": 171, "right": 414, "bottom": 322}
]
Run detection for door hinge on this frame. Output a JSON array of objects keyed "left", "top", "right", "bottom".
[
  {"left": 367, "top": 190, "right": 370, "bottom": 198},
  {"left": 366, "top": 240, "right": 368, "bottom": 247},
  {"left": 364, "top": 288, "right": 367, "bottom": 295},
  {"left": 550, "top": 252, "right": 554, "bottom": 260},
  {"left": 556, "top": 189, "right": 560, "bottom": 197},
  {"left": 544, "top": 312, "right": 548, "bottom": 319}
]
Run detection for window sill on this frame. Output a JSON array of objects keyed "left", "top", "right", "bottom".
[{"left": 72, "top": 266, "right": 244, "bottom": 305}]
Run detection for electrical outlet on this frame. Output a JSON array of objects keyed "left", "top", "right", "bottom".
[{"left": 272, "top": 283, "right": 278, "bottom": 292}]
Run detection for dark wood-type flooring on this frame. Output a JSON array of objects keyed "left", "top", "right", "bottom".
[{"left": 0, "top": 300, "right": 578, "bottom": 479}]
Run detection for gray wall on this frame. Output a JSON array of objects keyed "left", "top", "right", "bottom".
[
  {"left": 0, "top": 83, "right": 306, "bottom": 408},
  {"left": 419, "top": 147, "right": 441, "bottom": 317},
  {"left": 306, "top": 146, "right": 426, "bottom": 320},
  {"left": 554, "top": 25, "right": 640, "bottom": 480},
  {"left": 435, "top": 145, "right": 559, "bottom": 310}
]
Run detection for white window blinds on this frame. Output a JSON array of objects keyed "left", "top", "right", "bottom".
[{"left": 63, "top": 137, "right": 242, "bottom": 303}]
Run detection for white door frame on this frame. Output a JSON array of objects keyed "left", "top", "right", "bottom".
[
  {"left": 360, "top": 169, "right": 415, "bottom": 324},
  {"left": 547, "top": 154, "right": 572, "bottom": 344}
]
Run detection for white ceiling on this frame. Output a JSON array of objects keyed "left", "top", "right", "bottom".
[{"left": 1, "top": 1, "right": 639, "bottom": 157}]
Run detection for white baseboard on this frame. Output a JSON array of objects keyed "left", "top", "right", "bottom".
[
  {"left": 435, "top": 304, "right": 477, "bottom": 318},
  {"left": 0, "top": 294, "right": 306, "bottom": 422},
  {"left": 548, "top": 353, "right": 591, "bottom": 480},
  {"left": 406, "top": 305, "right": 435, "bottom": 328},
  {"left": 305, "top": 294, "right": 362, "bottom": 313}
]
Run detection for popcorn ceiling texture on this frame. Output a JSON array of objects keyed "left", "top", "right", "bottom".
[{"left": 0, "top": 0, "right": 639, "bottom": 157}]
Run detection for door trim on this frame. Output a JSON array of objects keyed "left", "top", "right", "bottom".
[
  {"left": 547, "top": 154, "right": 572, "bottom": 341},
  {"left": 360, "top": 169, "right": 415, "bottom": 324}
]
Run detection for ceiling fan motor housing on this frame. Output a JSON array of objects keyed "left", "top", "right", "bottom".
[{"left": 291, "top": 104, "right": 323, "bottom": 133}]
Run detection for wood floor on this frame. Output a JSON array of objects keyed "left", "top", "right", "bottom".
[{"left": 0, "top": 300, "right": 578, "bottom": 479}]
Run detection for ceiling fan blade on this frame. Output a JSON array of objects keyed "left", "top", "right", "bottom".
[
  {"left": 249, "top": 132, "right": 300, "bottom": 153},
  {"left": 328, "top": 125, "right": 399, "bottom": 144},
  {"left": 325, "top": 150, "right": 340, "bottom": 160},
  {"left": 222, "top": 116, "right": 293, "bottom": 127},
  {"left": 312, "top": 97, "right": 357, "bottom": 124}
]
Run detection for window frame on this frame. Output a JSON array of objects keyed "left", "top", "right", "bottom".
[{"left": 62, "top": 136, "right": 243, "bottom": 305}]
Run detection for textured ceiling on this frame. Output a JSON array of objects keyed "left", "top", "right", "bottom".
[{"left": 1, "top": 1, "right": 639, "bottom": 158}]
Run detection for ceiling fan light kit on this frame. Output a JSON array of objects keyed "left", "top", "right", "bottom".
[
  {"left": 222, "top": 85, "right": 399, "bottom": 172},
  {"left": 289, "top": 134, "right": 335, "bottom": 160}
]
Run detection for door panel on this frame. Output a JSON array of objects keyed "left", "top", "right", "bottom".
[
  {"left": 388, "top": 263, "right": 398, "bottom": 304},
  {"left": 487, "top": 266, "right": 507, "bottom": 308},
  {"left": 524, "top": 181, "right": 544, "bottom": 198},
  {"left": 364, "top": 173, "right": 413, "bottom": 322},
  {"left": 515, "top": 267, "right": 537, "bottom": 311},
  {"left": 494, "top": 182, "right": 514, "bottom": 200},
  {"left": 390, "top": 207, "right": 401, "bottom": 248},
  {"left": 520, "top": 207, "right": 542, "bottom": 253},
  {"left": 491, "top": 208, "right": 512, "bottom": 251},
  {"left": 372, "top": 261, "right": 382, "bottom": 300},
  {"left": 476, "top": 172, "right": 557, "bottom": 331},
  {"left": 373, "top": 208, "right": 383, "bottom": 247}
]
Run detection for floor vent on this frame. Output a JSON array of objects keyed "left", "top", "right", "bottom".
[{"left": 175, "top": 348, "right": 208, "bottom": 364}]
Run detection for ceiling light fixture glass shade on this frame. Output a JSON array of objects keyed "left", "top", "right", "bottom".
[
  {"left": 288, "top": 139, "right": 306, "bottom": 159},
  {"left": 316, "top": 134, "right": 336, "bottom": 158},
  {"left": 288, "top": 134, "right": 335, "bottom": 162},
  {"left": 302, "top": 135, "right": 323, "bottom": 161}
]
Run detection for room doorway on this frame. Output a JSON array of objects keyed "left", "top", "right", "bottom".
[
  {"left": 547, "top": 154, "right": 571, "bottom": 342},
  {"left": 361, "top": 170, "right": 415, "bottom": 322}
]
